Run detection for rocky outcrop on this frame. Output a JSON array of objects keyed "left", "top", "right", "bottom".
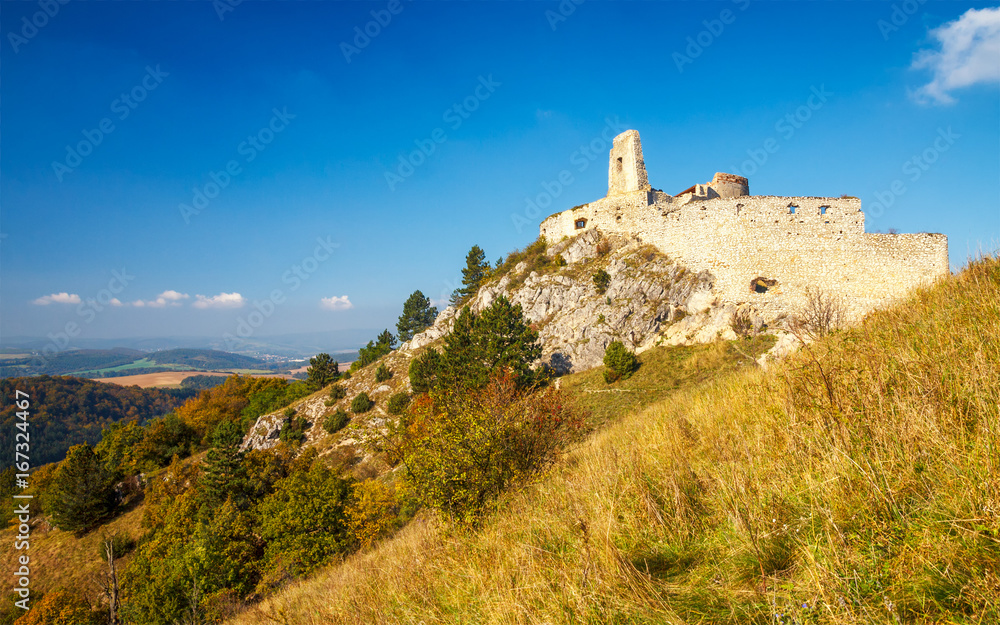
[{"left": 402, "top": 231, "right": 753, "bottom": 373}]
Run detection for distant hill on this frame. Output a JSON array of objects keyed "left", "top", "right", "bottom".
[
  {"left": 0, "top": 347, "right": 271, "bottom": 378},
  {"left": 147, "top": 348, "right": 268, "bottom": 370},
  {"left": 0, "top": 376, "right": 195, "bottom": 468},
  {"left": 0, "top": 348, "right": 143, "bottom": 377}
]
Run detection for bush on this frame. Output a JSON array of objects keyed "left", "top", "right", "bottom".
[
  {"left": 323, "top": 409, "right": 350, "bottom": 434},
  {"left": 329, "top": 384, "right": 347, "bottom": 400},
  {"left": 387, "top": 392, "right": 411, "bottom": 415},
  {"left": 593, "top": 269, "right": 611, "bottom": 294},
  {"left": 603, "top": 341, "right": 638, "bottom": 383},
  {"left": 375, "top": 363, "right": 392, "bottom": 382},
  {"left": 398, "top": 372, "right": 580, "bottom": 525},
  {"left": 794, "top": 287, "right": 846, "bottom": 339},
  {"left": 351, "top": 392, "right": 374, "bottom": 414},
  {"left": 279, "top": 413, "right": 308, "bottom": 445},
  {"left": 731, "top": 308, "right": 756, "bottom": 338},
  {"left": 346, "top": 480, "right": 397, "bottom": 549}
]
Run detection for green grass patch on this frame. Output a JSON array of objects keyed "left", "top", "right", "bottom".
[{"left": 561, "top": 336, "right": 775, "bottom": 428}]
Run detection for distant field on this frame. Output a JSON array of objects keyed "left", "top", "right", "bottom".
[
  {"left": 68, "top": 357, "right": 196, "bottom": 376},
  {"left": 100, "top": 370, "right": 294, "bottom": 388}
]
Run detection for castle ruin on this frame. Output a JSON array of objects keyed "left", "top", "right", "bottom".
[{"left": 540, "top": 130, "right": 949, "bottom": 322}]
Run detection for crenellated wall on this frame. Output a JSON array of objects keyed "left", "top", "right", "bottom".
[{"left": 541, "top": 131, "right": 949, "bottom": 322}]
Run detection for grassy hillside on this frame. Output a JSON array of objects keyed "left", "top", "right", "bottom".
[{"left": 225, "top": 257, "right": 999, "bottom": 624}]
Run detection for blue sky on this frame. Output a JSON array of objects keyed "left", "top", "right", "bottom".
[{"left": 1, "top": 0, "right": 998, "bottom": 346}]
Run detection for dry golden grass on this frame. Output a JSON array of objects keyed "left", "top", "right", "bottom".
[
  {"left": 223, "top": 255, "right": 1000, "bottom": 625},
  {"left": 0, "top": 504, "right": 144, "bottom": 607}
]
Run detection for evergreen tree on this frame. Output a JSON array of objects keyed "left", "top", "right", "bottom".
[
  {"left": 438, "top": 296, "right": 541, "bottom": 393},
  {"left": 198, "top": 421, "right": 248, "bottom": 509},
  {"left": 396, "top": 290, "right": 438, "bottom": 342},
  {"left": 451, "top": 245, "right": 490, "bottom": 304},
  {"left": 408, "top": 348, "right": 442, "bottom": 394},
  {"left": 354, "top": 330, "right": 398, "bottom": 369},
  {"left": 306, "top": 353, "right": 338, "bottom": 391},
  {"left": 376, "top": 329, "right": 397, "bottom": 350},
  {"left": 45, "top": 443, "right": 117, "bottom": 534}
]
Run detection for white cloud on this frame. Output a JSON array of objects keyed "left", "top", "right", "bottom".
[
  {"left": 193, "top": 292, "right": 246, "bottom": 309},
  {"left": 32, "top": 292, "right": 81, "bottom": 305},
  {"left": 110, "top": 298, "right": 123, "bottom": 307},
  {"left": 320, "top": 295, "right": 353, "bottom": 311},
  {"left": 911, "top": 7, "right": 1000, "bottom": 105},
  {"left": 132, "top": 290, "right": 190, "bottom": 308}
]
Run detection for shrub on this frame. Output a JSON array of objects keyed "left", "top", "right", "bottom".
[
  {"left": 375, "top": 363, "right": 392, "bottom": 382},
  {"left": 596, "top": 237, "right": 612, "bottom": 256},
  {"left": 346, "top": 480, "right": 397, "bottom": 549},
  {"left": 603, "top": 341, "right": 638, "bottom": 383},
  {"left": 323, "top": 409, "right": 350, "bottom": 434},
  {"left": 387, "top": 392, "right": 411, "bottom": 415},
  {"left": 279, "top": 414, "right": 308, "bottom": 445},
  {"left": 731, "top": 308, "right": 756, "bottom": 338},
  {"left": 283, "top": 407, "right": 297, "bottom": 419},
  {"left": 398, "top": 372, "right": 581, "bottom": 525},
  {"left": 554, "top": 254, "right": 567, "bottom": 267},
  {"left": 328, "top": 384, "right": 347, "bottom": 400},
  {"left": 593, "top": 269, "right": 611, "bottom": 294},
  {"left": 794, "top": 287, "right": 846, "bottom": 339},
  {"left": 351, "top": 392, "right": 374, "bottom": 414}
]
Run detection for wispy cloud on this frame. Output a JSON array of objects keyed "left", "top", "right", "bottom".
[
  {"left": 320, "top": 295, "right": 353, "bottom": 311},
  {"left": 193, "top": 292, "right": 245, "bottom": 309},
  {"left": 133, "top": 290, "right": 190, "bottom": 308},
  {"left": 911, "top": 7, "right": 1000, "bottom": 105},
  {"left": 32, "top": 292, "right": 81, "bottom": 305}
]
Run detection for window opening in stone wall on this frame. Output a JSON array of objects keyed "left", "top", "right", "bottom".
[
  {"left": 750, "top": 277, "right": 778, "bottom": 294},
  {"left": 575, "top": 219, "right": 587, "bottom": 229},
  {"left": 788, "top": 205, "right": 797, "bottom": 214},
  {"left": 820, "top": 205, "right": 828, "bottom": 215},
  {"left": 616, "top": 157, "right": 623, "bottom": 172}
]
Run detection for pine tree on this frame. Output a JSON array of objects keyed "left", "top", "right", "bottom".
[
  {"left": 45, "top": 443, "right": 117, "bottom": 534},
  {"left": 306, "top": 353, "right": 338, "bottom": 391},
  {"left": 376, "top": 329, "right": 397, "bottom": 350},
  {"left": 198, "top": 419, "right": 249, "bottom": 509},
  {"left": 451, "top": 245, "right": 490, "bottom": 304},
  {"left": 438, "top": 296, "right": 541, "bottom": 393},
  {"left": 396, "top": 290, "right": 438, "bottom": 342}
]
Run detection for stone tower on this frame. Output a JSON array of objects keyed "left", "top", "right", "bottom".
[{"left": 607, "top": 130, "right": 650, "bottom": 195}]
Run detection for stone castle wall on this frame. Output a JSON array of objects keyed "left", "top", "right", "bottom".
[{"left": 541, "top": 132, "right": 949, "bottom": 322}]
